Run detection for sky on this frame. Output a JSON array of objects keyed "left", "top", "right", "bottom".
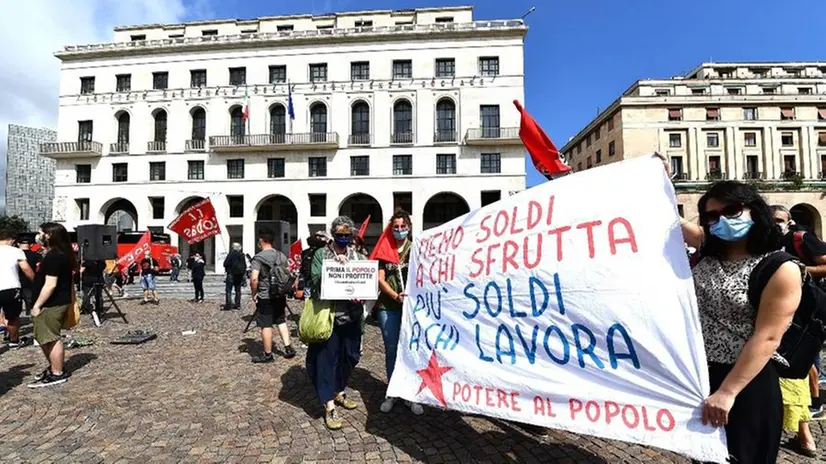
[{"left": 2, "top": 0, "right": 825, "bottom": 212}]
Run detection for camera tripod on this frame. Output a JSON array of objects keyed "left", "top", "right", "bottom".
[{"left": 80, "top": 281, "right": 128, "bottom": 326}]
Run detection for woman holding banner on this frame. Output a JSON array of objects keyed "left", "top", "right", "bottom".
[
  {"left": 680, "top": 180, "right": 800, "bottom": 463},
  {"left": 375, "top": 209, "right": 424, "bottom": 416},
  {"left": 306, "top": 216, "right": 366, "bottom": 430}
]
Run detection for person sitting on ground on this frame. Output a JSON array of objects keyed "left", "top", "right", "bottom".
[
  {"left": 223, "top": 242, "right": 246, "bottom": 310},
  {"left": 249, "top": 234, "right": 295, "bottom": 363},
  {"left": 0, "top": 230, "right": 34, "bottom": 347},
  {"left": 139, "top": 252, "right": 160, "bottom": 305}
]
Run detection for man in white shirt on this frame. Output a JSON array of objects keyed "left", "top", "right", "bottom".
[{"left": 0, "top": 230, "right": 34, "bottom": 346}]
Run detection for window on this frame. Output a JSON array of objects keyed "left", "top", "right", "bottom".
[
  {"left": 669, "top": 133, "right": 682, "bottom": 148},
  {"left": 270, "top": 104, "right": 286, "bottom": 139},
  {"left": 667, "top": 108, "right": 682, "bottom": 121},
  {"left": 655, "top": 89, "right": 670, "bottom": 96},
  {"left": 481, "top": 191, "right": 501, "bottom": 207},
  {"left": 310, "top": 63, "right": 328, "bottom": 82},
  {"left": 594, "top": 127, "right": 601, "bottom": 141},
  {"left": 76, "top": 164, "right": 91, "bottom": 183},
  {"left": 577, "top": 162, "right": 582, "bottom": 171},
  {"left": 149, "top": 162, "right": 166, "bottom": 181},
  {"left": 187, "top": 160, "right": 204, "bottom": 180},
  {"left": 227, "top": 196, "right": 244, "bottom": 218},
  {"left": 393, "top": 100, "right": 413, "bottom": 143},
  {"left": 436, "top": 17, "right": 454, "bottom": 23},
  {"left": 116, "top": 74, "right": 131, "bottom": 92},
  {"left": 310, "top": 103, "right": 327, "bottom": 136},
  {"left": 169, "top": 33, "right": 184, "bottom": 38},
  {"left": 781, "top": 132, "right": 794, "bottom": 147},
  {"left": 393, "top": 192, "right": 412, "bottom": 214},
  {"left": 354, "top": 20, "right": 373, "bottom": 27},
  {"left": 153, "top": 110, "right": 167, "bottom": 143},
  {"left": 112, "top": 163, "right": 128, "bottom": 182},
  {"left": 351, "top": 61, "right": 370, "bottom": 81},
  {"left": 191, "top": 108, "right": 206, "bottom": 141},
  {"left": 595, "top": 150, "right": 602, "bottom": 163},
  {"left": 670, "top": 157, "right": 684, "bottom": 177},
  {"left": 229, "top": 67, "right": 246, "bottom": 86},
  {"left": 78, "top": 120, "right": 93, "bottom": 143},
  {"left": 746, "top": 156, "right": 759, "bottom": 178},
  {"left": 480, "top": 105, "right": 501, "bottom": 137},
  {"left": 744, "top": 132, "right": 757, "bottom": 147},
  {"left": 607, "top": 118, "right": 614, "bottom": 131},
  {"left": 267, "top": 158, "right": 285, "bottom": 178},
  {"left": 395, "top": 20, "right": 414, "bottom": 26},
  {"left": 743, "top": 107, "right": 758, "bottom": 120},
  {"left": 586, "top": 136, "right": 591, "bottom": 148},
  {"left": 586, "top": 157, "right": 592, "bottom": 169},
  {"left": 309, "top": 194, "right": 326, "bottom": 217},
  {"left": 726, "top": 87, "right": 742, "bottom": 95},
  {"left": 80, "top": 77, "right": 95, "bottom": 95},
  {"left": 351, "top": 102, "right": 370, "bottom": 144},
  {"left": 152, "top": 72, "right": 168, "bottom": 90},
  {"left": 116, "top": 113, "right": 130, "bottom": 145},
  {"left": 707, "top": 133, "right": 719, "bottom": 148},
  {"left": 436, "top": 154, "right": 456, "bottom": 174},
  {"left": 719, "top": 69, "right": 733, "bottom": 78},
  {"left": 76, "top": 199, "right": 90, "bottom": 221},
  {"left": 819, "top": 108, "right": 826, "bottom": 121},
  {"left": 479, "top": 57, "right": 499, "bottom": 77},
  {"left": 819, "top": 132, "right": 826, "bottom": 147},
  {"left": 202, "top": 29, "right": 218, "bottom": 36},
  {"left": 276, "top": 25, "right": 294, "bottom": 31},
  {"left": 350, "top": 156, "right": 370, "bottom": 176},
  {"left": 691, "top": 88, "right": 706, "bottom": 95},
  {"left": 227, "top": 159, "right": 244, "bottom": 179},
  {"left": 309, "top": 157, "right": 327, "bottom": 177},
  {"left": 708, "top": 156, "right": 722, "bottom": 174},
  {"left": 230, "top": 107, "right": 245, "bottom": 139},
  {"left": 481, "top": 153, "right": 501, "bottom": 174},
  {"left": 130, "top": 34, "right": 146, "bottom": 41},
  {"left": 435, "top": 58, "right": 455, "bottom": 78},
  {"left": 317, "top": 24, "right": 334, "bottom": 30},
  {"left": 269, "top": 65, "right": 286, "bottom": 84},
  {"left": 799, "top": 87, "right": 812, "bottom": 95},
  {"left": 762, "top": 87, "right": 776, "bottom": 95},
  {"left": 576, "top": 144, "right": 582, "bottom": 154},
  {"left": 781, "top": 107, "right": 795, "bottom": 121},
  {"left": 150, "top": 197, "right": 165, "bottom": 219},
  {"left": 608, "top": 141, "right": 616, "bottom": 156},
  {"left": 190, "top": 69, "right": 207, "bottom": 88},
  {"left": 393, "top": 60, "right": 412, "bottom": 79},
  {"left": 784, "top": 155, "right": 797, "bottom": 173},
  {"left": 706, "top": 108, "right": 720, "bottom": 121},
  {"left": 436, "top": 99, "right": 456, "bottom": 142},
  {"left": 393, "top": 155, "right": 412, "bottom": 175}
]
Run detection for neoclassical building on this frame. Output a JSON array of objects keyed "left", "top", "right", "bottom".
[{"left": 42, "top": 6, "right": 527, "bottom": 270}]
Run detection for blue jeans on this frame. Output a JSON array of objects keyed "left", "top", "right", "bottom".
[
  {"left": 170, "top": 267, "right": 180, "bottom": 281},
  {"left": 377, "top": 309, "right": 402, "bottom": 382},
  {"left": 225, "top": 274, "right": 242, "bottom": 307},
  {"left": 306, "top": 320, "right": 362, "bottom": 406}
]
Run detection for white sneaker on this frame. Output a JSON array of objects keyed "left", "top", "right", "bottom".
[
  {"left": 406, "top": 401, "right": 424, "bottom": 416},
  {"left": 380, "top": 397, "right": 396, "bottom": 413}
]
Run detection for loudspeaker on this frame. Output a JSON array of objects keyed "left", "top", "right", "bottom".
[
  {"left": 254, "top": 220, "right": 290, "bottom": 255},
  {"left": 77, "top": 224, "right": 118, "bottom": 261}
]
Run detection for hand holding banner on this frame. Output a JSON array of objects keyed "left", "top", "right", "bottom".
[{"left": 168, "top": 198, "right": 222, "bottom": 245}]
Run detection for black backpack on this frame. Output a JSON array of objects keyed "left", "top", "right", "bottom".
[
  {"left": 230, "top": 253, "right": 247, "bottom": 276},
  {"left": 748, "top": 251, "right": 826, "bottom": 379},
  {"left": 258, "top": 253, "right": 294, "bottom": 298}
]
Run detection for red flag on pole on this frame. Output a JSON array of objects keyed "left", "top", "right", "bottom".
[
  {"left": 513, "top": 100, "right": 571, "bottom": 176},
  {"left": 168, "top": 198, "right": 222, "bottom": 245},
  {"left": 116, "top": 231, "right": 151, "bottom": 270},
  {"left": 357, "top": 215, "right": 371, "bottom": 239},
  {"left": 288, "top": 240, "right": 302, "bottom": 273},
  {"left": 368, "top": 225, "right": 399, "bottom": 264}
]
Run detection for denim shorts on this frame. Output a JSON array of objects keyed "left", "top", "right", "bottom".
[{"left": 140, "top": 274, "right": 157, "bottom": 290}]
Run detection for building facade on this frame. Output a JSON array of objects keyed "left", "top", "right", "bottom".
[
  {"left": 6, "top": 124, "right": 57, "bottom": 228},
  {"left": 561, "top": 62, "right": 826, "bottom": 236},
  {"left": 43, "top": 6, "right": 527, "bottom": 270}
]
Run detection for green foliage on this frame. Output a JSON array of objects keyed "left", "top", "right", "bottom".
[{"left": 0, "top": 215, "right": 30, "bottom": 237}]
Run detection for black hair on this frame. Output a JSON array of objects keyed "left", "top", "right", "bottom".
[
  {"left": 697, "top": 181, "right": 782, "bottom": 259},
  {"left": 39, "top": 222, "right": 79, "bottom": 272},
  {"left": 258, "top": 233, "right": 274, "bottom": 245},
  {"left": 0, "top": 230, "right": 15, "bottom": 241}
]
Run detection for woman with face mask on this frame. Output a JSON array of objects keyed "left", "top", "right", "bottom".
[
  {"left": 373, "top": 209, "right": 424, "bottom": 416},
  {"left": 679, "top": 180, "right": 801, "bottom": 463},
  {"left": 306, "top": 215, "right": 366, "bottom": 430}
]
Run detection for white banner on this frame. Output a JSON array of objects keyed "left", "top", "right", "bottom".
[
  {"left": 320, "top": 260, "right": 379, "bottom": 300},
  {"left": 387, "top": 156, "right": 728, "bottom": 462}
]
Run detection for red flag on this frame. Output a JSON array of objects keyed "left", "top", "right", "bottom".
[
  {"left": 288, "top": 240, "right": 302, "bottom": 273},
  {"left": 513, "top": 100, "right": 571, "bottom": 176},
  {"left": 368, "top": 225, "right": 399, "bottom": 264},
  {"left": 116, "top": 231, "right": 151, "bottom": 270},
  {"left": 357, "top": 215, "right": 371, "bottom": 239},
  {"left": 168, "top": 198, "right": 222, "bottom": 245}
]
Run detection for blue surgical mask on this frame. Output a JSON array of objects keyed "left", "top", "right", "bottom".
[
  {"left": 710, "top": 215, "right": 754, "bottom": 242},
  {"left": 392, "top": 229, "right": 409, "bottom": 241},
  {"left": 334, "top": 236, "right": 352, "bottom": 248}
]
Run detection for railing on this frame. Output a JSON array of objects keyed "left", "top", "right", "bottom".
[
  {"left": 147, "top": 141, "right": 166, "bottom": 152},
  {"left": 434, "top": 130, "right": 457, "bottom": 143},
  {"left": 185, "top": 139, "right": 206, "bottom": 151},
  {"left": 40, "top": 141, "right": 102, "bottom": 156},
  {"left": 705, "top": 171, "right": 726, "bottom": 181},
  {"left": 671, "top": 173, "right": 689, "bottom": 181},
  {"left": 781, "top": 171, "right": 800, "bottom": 180},
  {"left": 391, "top": 132, "right": 414, "bottom": 144},
  {"left": 743, "top": 171, "right": 764, "bottom": 180},
  {"left": 209, "top": 132, "right": 338, "bottom": 148},
  {"left": 348, "top": 134, "right": 372, "bottom": 146},
  {"left": 466, "top": 127, "right": 520, "bottom": 140},
  {"left": 109, "top": 142, "right": 129, "bottom": 154}
]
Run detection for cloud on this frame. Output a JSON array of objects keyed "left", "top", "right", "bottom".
[{"left": 0, "top": 0, "right": 214, "bottom": 214}]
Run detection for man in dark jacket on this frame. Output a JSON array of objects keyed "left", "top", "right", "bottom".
[{"left": 223, "top": 243, "right": 246, "bottom": 310}]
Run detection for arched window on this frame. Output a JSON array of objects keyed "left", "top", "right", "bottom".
[
  {"left": 153, "top": 110, "right": 167, "bottom": 143},
  {"left": 270, "top": 104, "right": 286, "bottom": 142},
  {"left": 310, "top": 103, "right": 327, "bottom": 142},
  {"left": 230, "top": 107, "right": 245, "bottom": 142},
  {"left": 191, "top": 108, "right": 206, "bottom": 141},
  {"left": 436, "top": 99, "right": 456, "bottom": 142},
  {"left": 393, "top": 100, "right": 412, "bottom": 143},
  {"left": 351, "top": 101, "right": 370, "bottom": 145},
  {"left": 117, "top": 113, "right": 130, "bottom": 144}
]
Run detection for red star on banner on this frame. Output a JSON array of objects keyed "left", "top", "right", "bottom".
[{"left": 416, "top": 350, "right": 453, "bottom": 407}]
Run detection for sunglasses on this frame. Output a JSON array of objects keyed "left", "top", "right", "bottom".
[{"left": 701, "top": 204, "right": 744, "bottom": 225}]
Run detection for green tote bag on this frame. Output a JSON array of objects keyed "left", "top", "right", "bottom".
[{"left": 298, "top": 298, "right": 334, "bottom": 344}]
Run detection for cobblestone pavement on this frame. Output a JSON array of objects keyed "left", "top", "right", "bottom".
[{"left": 0, "top": 299, "right": 822, "bottom": 463}]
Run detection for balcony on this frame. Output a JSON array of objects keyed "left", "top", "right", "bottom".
[
  {"left": 465, "top": 127, "right": 522, "bottom": 146},
  {"left": 705, "top": 171, "right": 726, "bottom": 181},
  {"left": 743, "top": 171, "right": 764, "bottom": 181},
  {"left": 391, "top": 131, "right": 414, "bottom": 145},
  {"left": 781, "top": 171, "right": 800, "bottom": 180},
  {"left": 348, "top": 133, "right": 372, "bottom": 146},
  {"left": 186, "top": 139, "right": 206, "bottom": 152},
  {"left": 209, "top": 132, "right": 339, "bottom": 152},
  {"left": 109, "top": 142, "right": 129, "bottom": 154},
  {"left": 434, "top": 130, "right": 457, "bottom": 143},
  {"left": 147, "top": 141, "right": 166, "bottom": 153},
  {"left": 40, "top": 141, "right": 102, "bottom": 159}
]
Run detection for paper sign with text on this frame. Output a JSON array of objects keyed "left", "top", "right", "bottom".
[
  {"left": 386, "top": 156, "right": 728, "bottom": 462},
  {"left": 320, "top": 260, "right": 379, "bottom": 301}
]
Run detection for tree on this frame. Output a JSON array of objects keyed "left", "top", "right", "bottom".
[{"left": 0, "top": 215, "right": 30, "bottom": 237}]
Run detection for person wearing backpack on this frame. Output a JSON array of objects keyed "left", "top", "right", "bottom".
[
  {"left": 222, "top": 243, "right": 246, "bottom": 310},
  {"left": 249, "top": 233, "right": 295, "bottom": 363},
  {"left": 300, "top": 232, "right": 328, "bottom": 299}
]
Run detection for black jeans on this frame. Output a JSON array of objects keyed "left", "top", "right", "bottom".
[
  {"left": 193, "top": 277, "right": 204, "bottom": 301},
  {"left": 225, "top": 274, "right": 242, "bottom": 307}
]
